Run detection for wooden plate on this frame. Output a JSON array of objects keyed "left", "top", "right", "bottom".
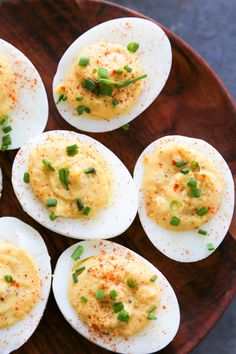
[{"left": 0, "top": 0, "right": 236, "bottom": 353}]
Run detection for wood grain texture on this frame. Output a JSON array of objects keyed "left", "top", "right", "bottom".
[{"left": 0, "top": 0, "right": 236, "bottom": 353}]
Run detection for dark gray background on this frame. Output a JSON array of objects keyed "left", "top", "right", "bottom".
[{"left": 112, "top": 1, "right": 236, "bottom": 353}]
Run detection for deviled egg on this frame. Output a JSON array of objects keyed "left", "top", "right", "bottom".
[
  {"left": 0, "top": 217, "right": 51, "bottom": 353},
  {"left": 53, "top": 17, "right": 172, "bottom": 132},
  {"left": 53, "top": 240, "right": 180, "bottom": 354},
  {"left": 12, "top": 130, "right": 138, "bottom": 239},
  {"left": 134, "top": 135, "right": 235, "bottom": 262},
  {"left": 0, "top": 38, "right": 48, "bottom": 150}
]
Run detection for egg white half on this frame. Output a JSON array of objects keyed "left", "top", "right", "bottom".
[
  {"left": 52, "top": 17, "right": 172, "bottom": 132},
  {"left": 0, "top": 38, "right": 48, "bottom": 149},
  {"left": 133, "top": 135, "right": 235, "bottom": 262},
  {"left": 53, "top": 240, "right": 180, "bottom": 354},
  {"left": 0, "top": 217, "right": 51, "bottom": 354},
  {"left": 12, "top": 130, "right": 138, "bottom": 239}
]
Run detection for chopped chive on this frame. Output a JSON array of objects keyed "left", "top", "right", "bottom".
[
  {"left": 58, "top": 168, "right": 69, "bottom": 190},
  {"left": 150, "top": 275, "right": 157, "bottom": 282},
  {"left": 124, "top": 65, "right": 132, "bottom": 73},
  {"left": 2, "top": 125, "right": 12, "bottom": 134},
  {"left": 190, "top": 160, "right": 200, "bottom": 171},
  {"left": 147, "top": 313, "right": 157, "bottom": 320},
  {"left": 181, "top": 167, "right": 189, "bottom": 174},
  {"left": 98, "top": 67, "right": 109, "bottom": 79},
  {"left": 198, "top": 229, "right": 207, "bottom": 236},
  {"left": 83, "top": 206, "right": 91, "bottom": 216},
  {"left": 170, "top": 216, "right": 180, "bottom": 226},
  {"left": 93, "top": 68, "right": 97, "bottom": 73},
  {"left": 49, "top": 213, "right": 58, "bottom": 221},
  {"left": 85, "top": 107, "right": 91, "bottom": 113},
  {"left": 84, "top": 167, "right": 96, "bottom": 174},
  {"left": 116, "top": 69, "right": 123, "bottom": 75},
  {"left": 79, "top": 56, "right": 90, "bottom": 67},
  {"left": 75, "top": 266, "right": 86, "bottom": 274},
  {"left": 191, "top": 188, "right": 201, "bottom": 198},
  {"left": 122, "top": 124, "right": 130, "bottom": 132},
  {"left": 127, "top": 42, "right": 139, "bottom": 53},
  {"left": 77, "top": 105, "right": 86, "bottom": 115},
  {"left": 170, "top": 200, "right": 182, "bottom": 211},
  {"left": 23, "top": 172, "right": 30, "bottom": 183},
  {"left": 96, "top": 289, "right": 105, "bottom": 301},
  {"left": 98, "top": 83, "right": 113, "bottom": 96},
  {"left": 1, "top": 134, "right": 11, "bottom": 151},
  {"left": 207, "top": 243, "right": 215, "bottom": 251},
  {"left": 82, "top": 78, "right": 96, "bottom": 91},
  {"left": 110, "top": 289, "right": 118, "bottom": 300},
  {"left": 71, "top": 245, "right": 84, "bottom": 261},
  {"left": 112, "top": 98, "right": 119, "bottom": 106},
  {"left": 56, "top": 93, "right": 67, "bottom": 104},
  {"left": 196, "top": 207, "right": 208, "bottom": 216},
  {"left": 72, "top": 272, "right": 78, "bottom": 283},
  {"left": 0, "top": 115, "right": 9, "bottom": 125},
  {"left": 187, "top": 177, "right": 197, "bottom": 188},
  {"left": 76, "top": 198, "right": 84, "bottom": 211},
  {"left": 176, "top": 160, "right": 187, "bottom": 167},
  {"left": 147, "top": 305, "right": 157, "bottom": 313},
  {"left": 80, "top": 296, "right": 88, "bottom": 303},
  {"left": 76, "top": 96, "right": 84, "bottom": 101},
  {"left": 117, "top": 309, "right": 130, "bottom": 323},
  {"left": 42, "top": 159, "right": 55, "bottom": 171},
  {"left": 4, "top": 275, "right": 13, "bottom": 283},
  {"left": 127, "top": 278, "right": 138, "bottom": 288},
  {"left": 66, "top": 144, "right": 78, "bottom": 156},
  {"left": 112, "top": 302, "right": 124, "bottom": 313},
  {"left": 46, "top": 199, "right": 57, "bottom": 207}
]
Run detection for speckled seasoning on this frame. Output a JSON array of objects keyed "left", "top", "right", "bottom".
[
  {"left": 11, "top": 130, "right": 138, "bottom": 239},
  {"left": 53, "top": 17, "right": 172, "bottom": 133},
  {"left": 133, "top": 135, "right": 235, "bottom": 262},
  {"left": 53, "top": 240, "right": 180, "bottom": 354},
  {"left": 0, "top": 217, "right": 51, "bottom": 353}
]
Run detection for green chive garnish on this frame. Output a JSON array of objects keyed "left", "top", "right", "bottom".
[
  {"left": 0, "top": 115, "right": 9, "bottom": 125},
  {"left": 147, "top": 305, "right": 157, "bottom": 313},
  {"left": 98, "top": 67, "right": 109, "bottom": 79},
  {"left": 46, "top": 199, "right": 57, "bottom": 207},
  {"left": 79, "top": 56, "right": 90, "bottom": 67},
  {"left": 207, "top": 243, "right": 215, "bottom": 251},
  {"left": 49, "top": 213, "right": 58, "bottom": 221},
  {"left": 82, "top": 78, "right": 97, "bottom": 91},
  {"left": 76, "top": 198, "right": 84, "bottom": 211},
  {"left": 42, "top": 159, "right": 55, "bottom": 171},
  {"left": 117, "top": 309, "right": 130, "bottom": 323},
  {"left": 191, "top": 188, "right": 201, "bottom": 198},
  {"left": 190, "top": 160, "right": 200, "bottom": 171},
  {"left": 59, "top": 168, "right": 69, "bottom": 190},
  {"left": 77, "top": 105, "right": 86, "bottom": 115},
  {"left": 56, "top": 93, "right": 67, "bottom": 104},
  {"left": 1, "top": 134, "right": 11, "bottom": 151},
  {"left": 83, "top": 206, "right": 91, "bottom": 216},
  {"left": 124, "top": 65, "right": 132, "bottom": 73},
  {"left": 110, "top": 289, "right": 118, "bottom": 300},
  {"left": 66, "top": 144, "right": 78, "bottom": 156},
  {"left": 93, "top": 68, "right": 97, "bottom": 73},
  {"left": 23, "top": 172, "right": 30, "bottom": 183},
  {"left": 150, "top": 275, "right": 157, "bottom": 282},
  {"left": 176, "top": 160, "right": 187, "bottom": 167},
  {"left": 72, "top": 272, "right": 78, "bottom": 283},
  {"left": 4, "top": 275, "right": 13, "bottom": 283},
  {"left": 112, "top": 98, "right": 119, "bottom": 106},
  {"left": 80, "top": 296, "right": 88, "bottom": 303},
  {"left": 147, "top": 313, "right": 157, "bottom": 320},
  {"left": 112, "top": 302, "right": 124, "bottom": 313},
  {"left": 127, "top": 278, "right": 138, "bottom": 288},
  {"left": 96, "top": 289, "right": 106, "bottom": 301},
  {"left": 75, "top": 266, "right": 86, "bottom": 274},
  {"left": 170, "top": 200, "right": 182, "bottom": 211},
  {"left": 76, "top": 96, "right": 84, "bottom": 101},
  {"left": 181, "top": 168, "right": 189, "bottom": 174},
  {"left": 2, "top": 125, "right": 12, "bottom": 134},
  {"left": 71, "top": 245, "right": 84, "bottom": 261},
  {"left": 127, "top": 42, "right": 139, "bottom": 53},
  {"left": 85, "top": 107, "right": 91, "bottom": 113},
  {"left": 196, "top": 207, "right": 208, "bottom": 216},
  {"left": 198, "top": 229, "right": 207, "bottom": 235},
  {"left": 170, "top": 216, "right": 180, "bottom": 226},
  {"left": 187, "top": 177, "right": 197, "bottom": 188},
  {"left": 122, "top": 124, "right": 130, "bottom": 132},
  {"left": 98, "top": 83, "right": 113, "bottom": 96},
  {"left": 116, "top": 69, "right": 123, "bottom": 75},
  {"left": 84, "top": 167, "right": 96, "bottom": 174}
]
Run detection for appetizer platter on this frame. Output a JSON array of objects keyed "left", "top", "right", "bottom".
[{"left": 0, "top": 0, "right": 235, "bottom": 353}]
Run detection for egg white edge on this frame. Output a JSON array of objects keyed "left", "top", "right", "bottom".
[
  {"left": 133, "top": 135, "right": 235, "bottom": 263},
  {"left": 52, "top": 239, "right": 180, "bottom": 354},
  {"left": 11, "top": 130, "right": 138, "bottom": 239},
  {"left": 52, "top": 17, "right": 172, "bottom": 132},
  {"left": 0, "top": 216, "right": 51, "bottom": 354},
  {"left": 0, "top": 38, "right": 48, "bottom": 149}
]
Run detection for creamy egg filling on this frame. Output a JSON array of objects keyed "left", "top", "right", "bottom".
[
  {"left": 56, "top": 42, "right": 146, "bottom": 120},
  {"left": 0, "top": 241, "right": 40, "bottom": 328},
  {"left": 68, "top": 253, "right": 160, "bottom": 337},
  {"left": 142, "top": 145, "right": 224, "bottom": 231},
  {"left": 27, "top": 137, "right": 112, "bottom": 219}
]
